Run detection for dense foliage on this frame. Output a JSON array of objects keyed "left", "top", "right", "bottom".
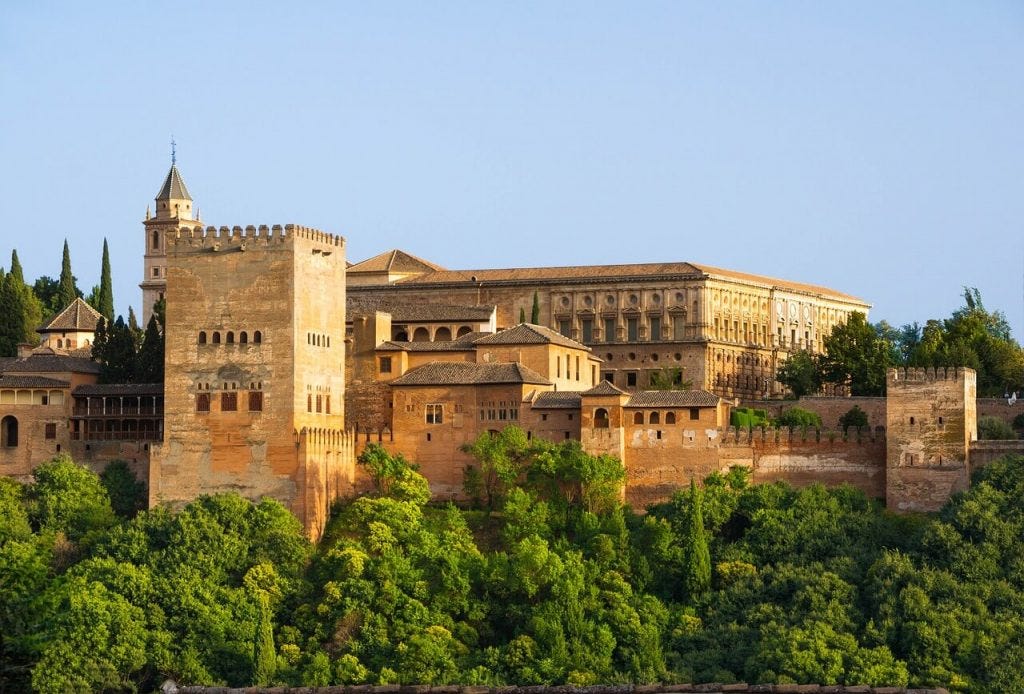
[{"left": 3, "top": 444, "right": 1024, "bottom": 692}]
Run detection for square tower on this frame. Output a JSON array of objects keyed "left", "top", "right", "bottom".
[
  {"left": 885, "top": 366, "right": 977, "bottom": 512},
  {"left": 149, "top": 224, "right": 353, "bottom": 538}
]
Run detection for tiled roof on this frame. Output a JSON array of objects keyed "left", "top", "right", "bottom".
[
  {"left": 348, "top": 296, "right": 494, "bottom": 322},
  {"left": 348, "top": 249, "right": 446, "bottom": 274},
  {"left": 625, "top": 390, "right": 721, "bottom": 408},
  {"left": 582, "top": 381, "right": 629, "bottom": 396},
  {"left": 156, "top": 164, "right": 192, "bottom": 200},
  {"left": 73, "top": 383, "right": 163, "bottom": 396},
  {"left": 385, "top": 260, "right": 866, "bottom": 304},
  {"left": 473, "top": 323, "right": 590, "bottom": 351},
  {"left": 377, "top": 339, "right": 479, "bottom": 353},
  {"left": 39, "top": 298, "right": 103, "bottom": 332},
  {"left": 0, "top": 375, "right": 70, "bottom": 389},
  {"left": 532, "top": 391, "right": 583, "bottom": 409},
  {"left": 2, "top": 353, "right": 100, "bottom": 375},
  {"left": 390, "top": 361, "right": 551, "bottom": 386}
]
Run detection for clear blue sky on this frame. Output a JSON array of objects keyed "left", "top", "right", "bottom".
[{"left": 2, "top": 2, "right": 1022, "bottom": 338}]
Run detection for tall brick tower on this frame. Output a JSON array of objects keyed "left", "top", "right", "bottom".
[
  {"left": 148, "top": 221, "right": 355, "bottom": 539},
  {"left": 885, "top": 366, "right": 977, "bottom": 512},
  {"left": 141, "top": 156, "right": 203, "bottom": 325}
]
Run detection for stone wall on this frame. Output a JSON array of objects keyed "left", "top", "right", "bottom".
[
  {"left": 969, "top": 439, "right": 1024, "bottom": 470},
  {"left": 977, "top": 397, "right": 1024, "bottom": 429},
  {"left": 740, "top": 397, "right": 887, "bottom": 431}
]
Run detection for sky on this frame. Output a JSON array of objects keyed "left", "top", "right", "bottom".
[{"left": 1, "top": 2, "right": 1022, "bottom": 338}]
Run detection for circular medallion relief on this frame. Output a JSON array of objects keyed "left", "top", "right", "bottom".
[
  {"left": 803, "top": 305, "right": 811, "bottom": 320},
  {"left": 789, "top": 303, "right": 798, "bottom": 319},
  {"left": 583, "top": 295, "right": 593, "bottom": 307},
  {"left": 675, "top": 292, "right": 685, "bottom": 302},
  {"left": 629, "top": 294, "right": 639, "bottom": 305},
  {"left": 776, "top": 301, "right": 784, "bottom": 317},
  {"left": 651, "top": 293, "right": 661, "bottom": 304},
  {"left": 606, "top": 295, "right": 615, "bottom": 306},
  {"left": 560, "top": 296, "right": 570, "bottom": 308}
]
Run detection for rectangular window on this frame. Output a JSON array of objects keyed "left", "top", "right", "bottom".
[
  {"left": 379, "top": 356, "right": 392, "bottom": 374},
  {"left": 689, "top": 407, "right": 700, "bottom": 420},
  {"left": 221, "top": 392, "right": 237, "bottom": 412},
  {"left": 604, "top": 318, "right": 616, "bottom": 342},
  {"left": 426, "top": 403, "right": 443, "bottom": 424},
  {"left": 627, "top": 317, "right": 638, "bottom": 342},
  {"left": 557, "top": 355, "right": 561, "bottom": 378},
  {"left": 575, "top": 356, "right": 580, "bottom": 380},
  {"left": 316, "top": 394, "right": 322, "bottom": 413},
  {"left": 627, "top": 372, "right": 637, "bottom": 387},
  {"left": 44, "top": 423, "right": 56, "bottom": 439},
  {"left": 650, "top": 316, "right": 661, "bottom": 340},
  {"left": 248, "top": 391, "right": 263, "bottom": 412},
  {"left": 604, "top": 371, "right": 614, "bottom": 383},
  {"left": 558, "top": 319, "right": 571, "bottom": 338},
  {"left": 674, "top": 316, "right": 685, "bottom": 340},
  {"left": 581, "top": 319, "right": 593, "bottom": 343},
  {"left": 196, "top": 393, "right": 211, "bottom": 413}
]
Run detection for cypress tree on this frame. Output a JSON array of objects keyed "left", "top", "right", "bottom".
[
  {"left": 127, "top": 306, "right": 140, "bottom": 333},
  {"left": 0, "top": 268, "right": 16, "bottom": 356},
  {"left": 682, "top": 479, "right": 711, "bottom": 599},
  {"left": 56, "top": 239, "right": 79, "bottom": 309},
  {"left": 0, "top": 251, "right": 38, "bottom": 355},
  {"left": 96, "top": 239, "right": 114, "bottom": 321},
  {"left": 519, "top": 307, "right": 526, "bottom": 324},
  {"left": 252, "top": 594, "right": 277, "bottom": 685},
  {"left": 95, "top": 316, "right": 137, "bottom": 384},
  {"left": 137, "top": 314, "right": 164, "bottom": 383},
  {"left": 530, "top": 290, "right": 540, "bottom": 324}
]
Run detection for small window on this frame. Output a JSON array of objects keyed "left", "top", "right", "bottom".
[
  {"left": 909, "top": 416, "right": 915, "bottom": 425},
  {"left": 689, "top": 407, "right": 700, "bottom": 420},
  {"left": 221, "top": 392, "right": 237, "bottom": 412},
  {"left": 44, "top": 423, "right": 57, "bottom": 439},
  {"left": 656, "top": 430, "right": 662, "bottom": 439},
  {"left": 199, "top": 331, "right": 207, "bottom": 344},
  {"left": 226, "top": 331, "right": 234, "bottom": 344},
  {"left": 152, "top": 230, "right": 160, "bottom": 250},
  {"left": 307, "top": 394, "right": 312, "bottom": 412},
  {"left": 627, "top": 372, "right": 637, "bottom": 387},
  {"left": 594, "top": 408, "right": 609, "bottom": 428},
  {"left": 325, "top": 395, "right": 331, "bottom": 414},
  {"left": 633, "top": 412, "right": 644, "bottom": 425},
  {"left": 564, "top": 431, "right": 570, "bottom": 439},
  {"left": 212, "top": 332, "right": 221, "bottom": 344},
  {"left": 650, "top": 412, "right": 660, "bottom": 424},
  {"left": 426, "top": 403, "right": 443, "bottom": 424},
  {"left": 627, "top": 317, "right": 638, "bottom": 342},
  {"left": 239, "top": 332, "right": 248, "bottom": 344},
  {"left": 665, "top": 412, "right": 676, "bottom": 425},
  {"left": 248, "top": 391, "right": 263, "bottom": 412},
  {"left": 253, "top": 331, "right": 262, "bottom": 344},
  {"left": 316, "top": 394, "right": 322, "bottom": 413},
  {"left": 196, "top": 393, "right": 211, "bottom": 413},
  {"left": 604, "top": 372, "right": 614, "bottom": 383},
  {"left": 380, "top": 356, "right": 392, "bottom": 374},
  {"left": 152, "top": 267, "right": 159, "bottom": 278},
  {"left": 541, "top": 413, "right": 548, "bottom": 421}
]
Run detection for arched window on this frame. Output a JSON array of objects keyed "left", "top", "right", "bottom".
[
  {"left": 594, "top": 408, "right": 609, "bottom": 428},
  {"left": 665, "top": 412, "right": 676, "bottom": 425},
  {"left": 325, "top": 396, "right": 331, "bottom": 414},
  {"left": 1, "top": 416, "right": 18, "bottom": 447},
  {"left": 212, "top": 332, "right": 221, "bottom": 344},
  {"left": 633, "top": 412, "right": 644, "bottom": 425},
  {"left": 226, "top": 331, "right": 235, "bottom": 344},
  {"left": 650, "top": 412, "right": 660, "bottom": 425},
  {"left": 198, "top": 331, "right": 207, "bottom": 344},
  {"left": 394, "top": 330, "right": 408, "bottom": 341},
  {"left": 456, "top": 326, "right": 472, "bottom": 337},
  {"left": 412, "top": 327, "right": 430, "bottom": 342},
  {"left": 239, "top": 331, "right": 248, "bottom": 344},
  {"left": 253, "top": 331, "right": 262, "bottom": 344},
  {"left": 434, "top": 327, "right": 451, "bottom": 341},
  {"left": 152, "top": 230, "right": 160, "bottom": 250},
  {"left": 307, "top": 394, "right": 312, "bottom": 412}
]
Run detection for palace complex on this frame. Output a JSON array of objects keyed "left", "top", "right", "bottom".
[{"left": 1, "top": 162, "right": 1022, "bottom": 537}]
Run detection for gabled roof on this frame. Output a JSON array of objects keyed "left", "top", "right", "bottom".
[
  {"left": 39, "top": 298, "right": 103, "bottom": 333},
  {"left": 390, "top": 361, "right": 551, "bottom": 386},
  {"left": 472, "top": 323, "right": 590, "bottom": 351},
  {"left": 625, "top": 390, "right": 721, "bottom": 408},
  {"left": 348, "top": 249, "right": 446, "bottom": 274},
  {"left": 348, "top": 296, "right": 495, "bottom": 323},
  {"left": 0, "top": 375, "right": 70, "bottom": 389},
  {"left": 377, "top": 339, "right": 479, "bottom": 353},
  {"left": 532, "top": 391, "right": 583, "bottom": 409},
  {"left": 1, "top": 353, "right": 100, "bottom": 375},
  {"left": 73, "top": 383, "right": 163, "bottom": 397},
  {"left": 156, "top": 164, "right": 192, "bottom": 201},
  {"left": 582, "top": 381, "right": 629, "bottom": 397}
]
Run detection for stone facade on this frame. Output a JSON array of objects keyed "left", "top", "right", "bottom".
[{"left": 149, "top": 222, "right": 355, "bottom": 539}]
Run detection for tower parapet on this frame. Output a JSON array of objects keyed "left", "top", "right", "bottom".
[{"left": 166, "top": 224, "right": 345, "bottom": 248}]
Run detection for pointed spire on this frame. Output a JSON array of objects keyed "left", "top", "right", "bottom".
[
  {"left": 155, "top": 164, "right": 192, "bottom": 201},
  {"left": 145, "top": 205, "right": 150, "bottom": 220}
]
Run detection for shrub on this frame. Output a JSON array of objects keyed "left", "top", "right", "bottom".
[
  {"left": 839, "top": 405, "right": 869, "bottom": 434},
  {"left": 1013, "top": 412, "right": 1024, "bottom": 430},
  {"left": 774, "top": 407, "right": 822, "bottom": 430},
  {"left": 978, "top": 416, "right": 1017, "bottom": 440},
  {"left": 730, "top": 407, "right": 770, "bottom": 428}
]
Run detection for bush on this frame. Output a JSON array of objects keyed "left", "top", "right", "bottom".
[
  {"left": 774, "top": 407, "right": 822, "bottom": 430},
  {"left": 839, "top": 405, "right": 869, "bottom": 434},
  {"left": 1013, "top": 412, "right": 1024, "bottom": 430},
  {"left": 730, "top": 407, "right": 769, "bottom": 428},
  {"left": 978, "top": 416, "right": 1017, "bottom": 440}
]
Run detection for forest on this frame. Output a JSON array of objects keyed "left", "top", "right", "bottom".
[{"left": 2, "top": 433, "right": 1023, "bottom": 693}]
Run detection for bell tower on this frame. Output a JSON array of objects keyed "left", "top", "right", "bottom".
[{"left": 141, "top": 143, "right": 203, "bottom": 324}]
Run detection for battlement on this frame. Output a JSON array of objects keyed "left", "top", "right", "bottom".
[
  {"left": 887, "top": 366, "right": 974, "bottom": 384},
  {"left": 166, "top": 224, "right": 344, "bottom": 249}
]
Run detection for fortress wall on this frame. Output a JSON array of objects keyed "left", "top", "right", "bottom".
[
  {"left": 970, "top": 440, "right": 1024, "bottom": 470},
  {"left": 69, "top": 440, "right": 151, "bottom": 483},
  {"left": 741, "top": 396, "right": 887, "bottom": 430},
  {"left": 977, "top": 398, "right": 1024, "bottom": 427}
]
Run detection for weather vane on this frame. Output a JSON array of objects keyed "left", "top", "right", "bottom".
[{"left": 171, "top": 136, "right": 177, "bottom": 166}]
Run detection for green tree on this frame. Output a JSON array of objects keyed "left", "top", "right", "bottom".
[
  {"left": 977, "top": 416, "right": 1015, "bottom": 440},
  {"left": 519, "top": 307, "right": 526, "bottom": 323},
  {"left": 137, "top": 314, "right": 164, "bottom": 383},
  {"left": 32, "top": 275, "right": 60, "bottom": 317},
  {"left": 838, "top": 405, "right": 869, "bottom": 434},
  {"left": 96, "top": 238, "right": 115, "bottom": 321},
  {"left": 0, "top": 250, "right": 42, "bottom": 356},
  {"left": 530, "top": 290, "right": 540, "bottom": 324},
  {"left": 251, "top": 593, "right": 276, "bottom": 685},
  {"left": 462, "top": 426, "right": 530, "bottom": 510},
  {"left": 682, "top": 480, "right": 711, "bottom": 599},
  {"left": 29, "top": 454, "right": 116, "bottom": 542},
  {"left": 649, "top": 366, "right": 692, "bottom": 390},
  {"left": 776, "top": 350, "right": 821, "bottom": 398},
  {"left": 100, "top": 461, "right": 147, "bottom": 519},
  {"left": 93, "top": 316, "right": 138, "bottom": 384},
  {"left": 818, "top": 312, "right": 892, "bottom": 396},
  {"left": 56, "top": 239, "right": 80, "bottom": 311},
  {"left": 775, "top": 407, "right": 823, "bottom": 430}
]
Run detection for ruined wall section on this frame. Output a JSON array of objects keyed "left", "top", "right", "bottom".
[
  {"left": 885, "top": 367, "right": 976, "bottom": 512},
  {"left": 151, "top": 224, "right": 349, "bottom": 538}
]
